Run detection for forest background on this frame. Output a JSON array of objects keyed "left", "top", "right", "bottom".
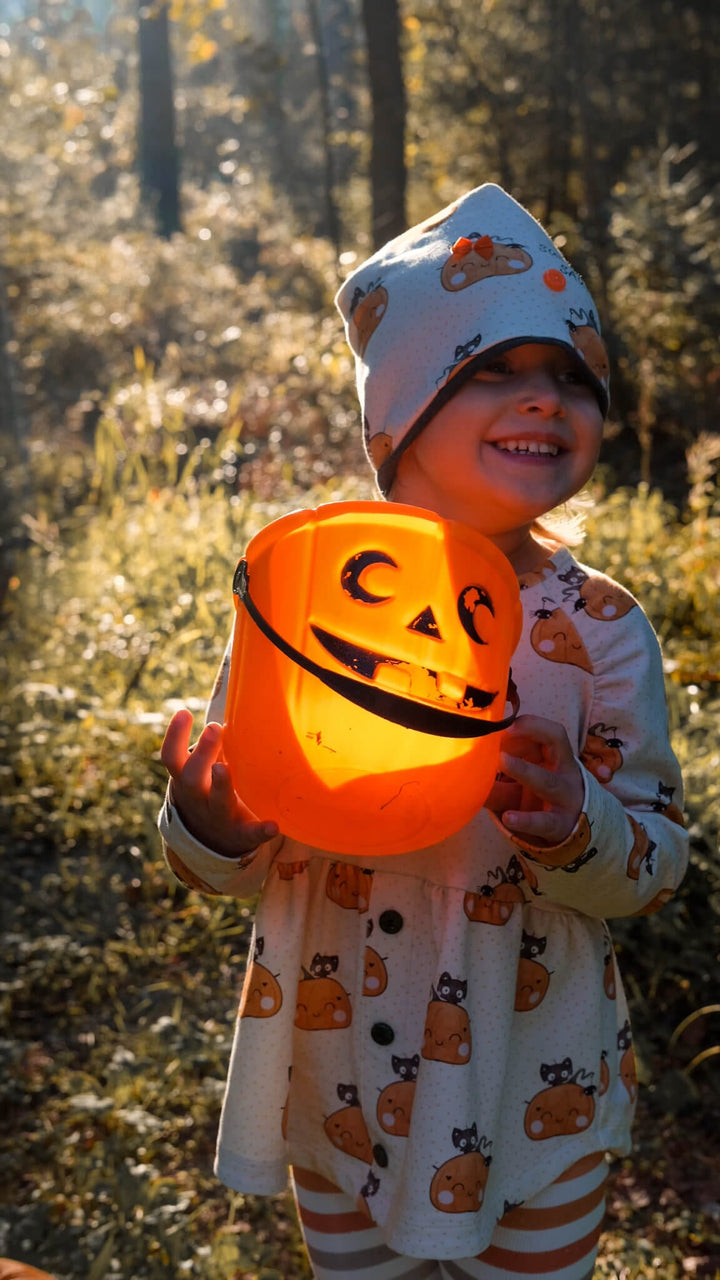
[{"left": 0, "top": 1, "right": 719, "bottom": 1277}]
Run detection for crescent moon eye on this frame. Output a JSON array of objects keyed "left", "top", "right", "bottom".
[
  {"left": 341, "top": 550, "right": 398, "bottom": 603},
  {"left": 458, "top": 585, "right": 495, "bottom": 644}
]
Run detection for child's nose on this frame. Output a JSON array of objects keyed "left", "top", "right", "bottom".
[{"left": 516, "top": 371, "right": 564, "bottom": 417}]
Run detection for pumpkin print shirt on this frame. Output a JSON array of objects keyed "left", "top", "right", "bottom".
[{"left": 158, "top": 548, "right": 688, "bottom": 1261}]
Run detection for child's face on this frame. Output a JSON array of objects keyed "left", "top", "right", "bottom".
[{"left": 390, "top": 342, "right": 603, "bottom": 543}]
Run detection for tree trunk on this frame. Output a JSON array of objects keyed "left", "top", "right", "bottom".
[
  {"left": 0, "top": 266, "right": 29, "bottom": 619},
  {"left": 0, "top": 269, "right": 27, "bottom": 464},
  {"left": 566, "top": 1, "right": 600, "bottom": 232},
  {"left": 306, "top": 0, "right": 342, "bottom": 256},
  {"left": 544, "top": 0, "right": 573, "bottom": 221},
  {"left": 137, "top": 1, "right": 181, "bottom": 238},
  {"left": 361, "top": 0, "right": 407, "bottom": 248}
]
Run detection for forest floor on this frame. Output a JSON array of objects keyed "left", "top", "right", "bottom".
[{"left": 600, "top": 1103, "right": 720, "bottom": 1279}]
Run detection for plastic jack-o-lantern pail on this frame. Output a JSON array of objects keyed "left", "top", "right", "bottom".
[{"left": 223, "top": 502, "right": 523, "bottom": 856}]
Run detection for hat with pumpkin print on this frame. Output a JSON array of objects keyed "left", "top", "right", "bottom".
[{"left": 335, "top": 183, "right": 609, "bottom": 496}]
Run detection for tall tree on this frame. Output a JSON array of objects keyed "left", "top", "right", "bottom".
[
  {"left": 137, "top": 1, "right": 181, "bottom": 238},
  {"left": 306, "top": 0, "right": 342, "bottom": 255},
  {"left": 0, "top": 268, "right": 27, "bottom": 464},
  {"left": 361, "top": 0, "right": 407, "bottom": 247}
]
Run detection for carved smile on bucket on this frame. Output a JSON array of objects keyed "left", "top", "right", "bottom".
[{"left": 310, "top": 624, "right": 498, "bottom": 715}]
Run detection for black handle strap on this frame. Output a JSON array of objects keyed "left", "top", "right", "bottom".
[{"left": 233, "top": 559, "right": 519, "bottom": 740}]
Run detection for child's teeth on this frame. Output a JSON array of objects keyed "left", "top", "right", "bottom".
[{"left": 497, "top": 440, "right": 559, "bottom": 456}]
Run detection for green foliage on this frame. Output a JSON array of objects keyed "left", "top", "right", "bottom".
[
  {"left": 0, "top": 863, "right": 310, "bottom": 1277},
  {"left": 2, "top": 186, "right": 361, "bottom": 466},
  {"left": 582, "top": 437, "right": 720, "bottom": 871},
  {"left": 0, "top": 467, "right": 373, "bottom": 858},
  {"left": 0, "top": 457, "right": 372, "bottom": 1276},
  {"left": 3, "top": 0, "right": 720, "bottom": 487},
  {"left": 606, "top": 147, "right": 720, "bottom": 474},
  {"left": 0, "top": 1, "right": 366, "bottom": 468}
]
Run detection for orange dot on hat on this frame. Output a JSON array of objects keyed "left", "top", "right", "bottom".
[{"left": 543, "top": 268, "right": 567, "bottom": 292}]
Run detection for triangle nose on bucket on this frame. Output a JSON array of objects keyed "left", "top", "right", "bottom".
[{"left": 407, "top": 606, "right": 442, "bottom": 639}]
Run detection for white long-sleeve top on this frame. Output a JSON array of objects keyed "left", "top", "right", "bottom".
[{"left": 158, "top": 547, "right": 688, "bottom": 1260}]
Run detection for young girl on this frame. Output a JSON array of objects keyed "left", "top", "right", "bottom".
[{"left": 159, "top": 184, "right": 688, "bottom": 1280}]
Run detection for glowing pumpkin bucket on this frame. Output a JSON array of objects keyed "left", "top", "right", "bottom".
[{"left": 223, "top": 502, "right": 522, "bottom": 856}]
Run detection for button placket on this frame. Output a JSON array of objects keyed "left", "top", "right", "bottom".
[
  {"left": 369, "top": 909, "right": 403, "bottom": 1049},
  {"left": 360, "top": 901, "right": 408, "bottom": 1173}
]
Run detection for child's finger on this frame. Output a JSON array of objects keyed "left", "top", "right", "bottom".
[
  {"left": 497, "top": 731, "right": 546, "bottom": 767},
  {"left": 239, "top": 820, "right": 280, "bottom": 849},
  {"left": 179, "top": 722, "right": 224, "bottom": 791},
  {"left": 160, "top": 708, "right": 194, "bottom": 778},
  {"left": 501, "top": 714, "right": 575, "bottom": 762},
  {"left": 210, "top": 763, "right": 280, "bottom": 848},
  {"left": 208, "top": 760, "right": 254, "bottom": 824},
  {"left": 499, "top": 751, "right": 572, "bottom": 806},
  {"left": 501, "top": 807, "right": 574, "bottom": 845},
  {"left": 207, "top": 760, "right": 236, "bottom": 813}
]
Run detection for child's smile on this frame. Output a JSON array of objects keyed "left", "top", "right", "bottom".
[
  {"left": 391, "top": 342, "right": 604, "bottom": 566},
  {"left": 483, "top": 431, "right": 569, "bottom": 469},
  {"left": 491, "top": 439, "right": 562, "bottom": 457}
]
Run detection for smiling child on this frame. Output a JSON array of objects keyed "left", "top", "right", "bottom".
[{"left": 158, "top": 184, "right": 688, "bottom": 1280}]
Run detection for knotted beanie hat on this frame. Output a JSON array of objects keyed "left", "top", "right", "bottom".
[{"left": 335, "top": 183, "right": 609, "bottom": 495}]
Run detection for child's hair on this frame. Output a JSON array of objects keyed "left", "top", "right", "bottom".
[{"left": 335, "top": 182, "right": 609, "bottom": 500}]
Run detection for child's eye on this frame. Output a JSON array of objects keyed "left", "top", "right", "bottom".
[
  {"left": 556, "top": 360, "right": 591, "bottom": 385},
  {"left": 559, "top": 367, "right": 595, "bottom": 391},
  {"left": 475, "top": 359, "right": 512, "bottom": 378}
]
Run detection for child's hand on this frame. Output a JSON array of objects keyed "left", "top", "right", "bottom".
[
  {"left": 485, "top": 714, "right": 584, "bottom": 846},
  {"left": 161, "top": 709, "right": 279, "bottom": 858}
]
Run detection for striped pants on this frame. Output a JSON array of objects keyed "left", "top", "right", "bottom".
[{"left": 292, "top": 1152, "right": 607, "bottom": 1280}]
